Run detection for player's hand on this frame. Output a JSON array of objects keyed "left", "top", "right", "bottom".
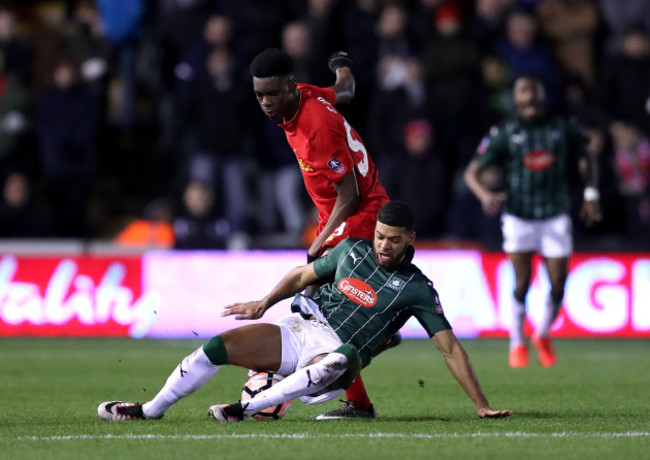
[
  {"left": 477, "top": 407, "right": 513, "bottom": 418},
  {"left": 222, "top": 301, "right": 266, "bottom": 320},
  {"left": 328, "top": 51, "right": 354, "bottom": 73},
  {"left": 580, "top": 200, "right": 601, "bottom": 227},
  {"left": 480, "top": 191, "right": 506, "bottom": 216}
]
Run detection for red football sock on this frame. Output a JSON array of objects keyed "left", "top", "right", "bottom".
[{"left": 344, "top": 374, "right": 371, "bottom": 411}]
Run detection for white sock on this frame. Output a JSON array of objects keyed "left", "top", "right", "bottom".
[
  {"left": 510, "top": 297, "right": 527, "bottom": 349},
  {"left": 142, "top": 347, "right": 219, "bottom": 418},
  {"left": 537, "top": 292, "right": 561, "bottom": 338},
  {"left": 242, "top": 352, "right": 348, "bottom": 416}
]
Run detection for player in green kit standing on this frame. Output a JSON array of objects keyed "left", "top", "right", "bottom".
[{"left": 464, "top": 74, "right": 601, "bottom": 368}]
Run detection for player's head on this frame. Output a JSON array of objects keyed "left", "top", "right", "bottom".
[
  {"left": 514, "top": 73, "right": 545, "bottom": 121},
  {"left": 373, "top": 201, "right": 416, "bottom": 269},
  {"left": 250, "top": 48, "right": 299, "bottom": 120}
]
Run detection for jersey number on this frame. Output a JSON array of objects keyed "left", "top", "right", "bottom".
[{"left": 343, "top": 120, "right": 369, "bottom": 177}]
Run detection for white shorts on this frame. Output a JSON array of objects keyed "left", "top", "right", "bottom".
[
  {"left": 275, "top": 313, "right": 343, "bottom": 376},
  {"left": 274, "top": 313, "right": 345, "bottom": 404},
  {"left": 501, "top": 213, "right": 573, "bottom": 258}
]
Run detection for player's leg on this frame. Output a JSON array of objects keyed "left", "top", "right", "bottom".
[
  {"left": 211, "top": 344, "right": 361, "bottom": 422},
  {"left": 209, "top": 315, "right": 361, "bottom": 422},
  {"left": 532, "top": 214, "right": 572, "bottom": 366},
  {"left": 532, "top": 256, "right": 568, "bottom": 367},
  {"left": 98, "top": 324, "right": 281, "bottom": 421},
  {"left": 507, "top": 251, "right": 534, "bottom": 367}
]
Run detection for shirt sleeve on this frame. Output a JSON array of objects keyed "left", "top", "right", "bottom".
[
  {"left": 308, "top": 127, "right": 354, "bottom": 184},
  {"left": 313, "top": 240, "right": 350, "bottom": 278},
  {"left": 409, "top": 280, "right": 452, "bottom": 337},
  {"left": 474, "top": 125, "right": 509, "bottom": 167}
]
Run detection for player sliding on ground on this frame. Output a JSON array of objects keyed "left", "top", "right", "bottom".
[{"left": 98, "top": 201, "right": 512, "bottom": 422}]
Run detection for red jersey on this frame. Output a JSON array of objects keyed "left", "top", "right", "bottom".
[{"left": 279, "top": 84, "right": 389, "bottom": 235}]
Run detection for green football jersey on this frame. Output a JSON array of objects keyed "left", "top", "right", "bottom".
[
  {"left": 311, "top": 238, "right": 451, "bottom": 366},
  {"left": 474, "top": 115, "right": 587, "bottom": 219}
]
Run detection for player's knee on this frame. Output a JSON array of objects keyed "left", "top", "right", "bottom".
[
  {"left": 202, "top": 335, "right": 227, "bottom": 365},
  {"left": 333, "top": 344, "right": 361, "bottom": 389}
]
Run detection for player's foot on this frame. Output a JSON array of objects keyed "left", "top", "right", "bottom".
[
  {"left": 98, "top": 401, "right": 151, "bottom": 421},
  {"left": 370, "top": 331, "right": 402, "bottom": 358},
  {"left": 532, "top": 334, "right": 557, "bottom": 367},
  {"left": 314, "top": 401, "right": 378, "bottom": 420},
  {"left": 509, "top": 344, "right": 529, "bottom": 368},
  {"left": 207, "top": 402, "right": 245, "bottom": 423}
]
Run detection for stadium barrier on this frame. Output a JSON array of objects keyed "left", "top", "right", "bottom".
[{"left": 1, "top": 247, "right": 648, "bottom": 339}]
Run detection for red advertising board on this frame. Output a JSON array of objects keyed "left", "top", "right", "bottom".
[
  {"left": 1, "top": 251, "right": 649, "bottom": 339},
  {"left": 0, "top": 255, "right": 149, "bottom": 337}
]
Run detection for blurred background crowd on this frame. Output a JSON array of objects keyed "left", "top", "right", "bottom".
[{"left": 0, "top": 0, "right": 648, "bottom": 251}]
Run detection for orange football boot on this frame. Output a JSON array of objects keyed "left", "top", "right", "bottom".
[
  {"left": 509, "top": 344, "right": 529, "bottom": 368},
  {"left": 532, "top": 334, "right": 557, "bottom": 367}
]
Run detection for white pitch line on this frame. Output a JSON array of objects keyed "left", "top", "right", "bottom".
[{"left": 10, "top": 432, "right": 650, "bottom": 441}]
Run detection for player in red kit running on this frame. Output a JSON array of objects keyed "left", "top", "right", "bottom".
[{"left": 250, "top": 48, "right": 392, "bottom": 420}]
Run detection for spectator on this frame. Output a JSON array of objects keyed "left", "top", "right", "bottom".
[
  {"left": 0, "top": 171, "right": 52, "bottom": 237},
  {"left": 334, "top": 0, "right": 381, "bottom": 132},
  {"left": 114, "top": 198, "right": 175, "bottom": 249},
  {"left": 181, "top": 47, "right": 254, "bottom": 237},
  {"left": 174, "top": 14, "right": 234, "bottom": 103},
  {"left": 95, "top": 0, "right": 145, "bottom": 135},
  {"left": 299, "top": 0, "right": 337, "bottom": 87},
  {"left": 35, "top": 59, "right": 100, "bottom": 237},
  {"left": 493, "top": 8, "right": 559, "bottom": 107},
  {"left": 600, "top": 26, "right": 650, "bottom": 132},
  {"left": 173, "top": 180, "right": 231, "bottom": 250},
  {"left": 598, "top": 0, "right": 650, "bottom": 57},
  {"left": 421, "top": 2, "right": 482, "bottom": 168},
  {"left": 0, "top": 47, "right": 28, "bottom": 167},
  {"left": 0, "top": 9, "right": 32, "bottom": 86},
  {"left": 535, "top": 0, "right": 599, "bottom": 86},
  {"left": 474, "top": 54, "right": 513, "bottom": 134},
  {"left": 63, "top": 0, "right": 111, "bottom": 118},
  {"left": 366, "top": 57, "right": 443, "bottom": 233},
  {"left": 466, "top": 0, "right": 512, "bottom": 52},
  {"left": 220, "top": 0, "right": 294, "bottom": 67},
  {"left": 609, "top": 120, "right": 650, "bottom": 236}
]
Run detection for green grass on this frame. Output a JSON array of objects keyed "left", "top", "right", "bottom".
[{"left": 1, "top": 338, "right": 649, "bottom": 459}]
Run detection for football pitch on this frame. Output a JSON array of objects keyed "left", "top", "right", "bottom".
[{"left": 1, "top": 338, "right": 648, "bottom": 459}]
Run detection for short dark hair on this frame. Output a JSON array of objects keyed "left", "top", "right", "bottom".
[
  {"left": 250, "top": 48, "right": 294, "bottom": 78},
  {"left": 377, "top": 201, "right": 416, "bottom": 231}
]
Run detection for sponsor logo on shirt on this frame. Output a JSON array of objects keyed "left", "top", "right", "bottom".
[
  {"left": 298, "top": 158, "right": 314, "bottom": 172},
  {"left": 522, "top": 149, "right": 555, "bottom": 171},
  {"left": 338, "top": 278, "right": 377, "bottom": 307},
  {"left": 327, "top": 157, "right": 347, "bottom": 175}
]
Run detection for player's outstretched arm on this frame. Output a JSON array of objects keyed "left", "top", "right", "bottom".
[
  {"left": 327, "top": 51, "right": 355, "bottom": 104},
  {"left": 222, "top": 264, "right": 321, "bottom": 320},
  {"left": 432, "top": 329, "right": 512, "bottom": 419}
]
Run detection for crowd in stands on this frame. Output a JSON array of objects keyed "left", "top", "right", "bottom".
[{"left": 0, "top": 0, "right": 648, "bottom": 251}]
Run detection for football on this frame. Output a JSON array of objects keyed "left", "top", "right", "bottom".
[{"left": 241, "top": 372, "right": 293, "bottom": 420}]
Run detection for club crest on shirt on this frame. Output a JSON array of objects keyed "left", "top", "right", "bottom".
[
  {"left": 387, "top": 277, "right": 405, "bottom": 291},
  {"left": 338, "top": 278, "right": 377, "bottom": 307},
  {"left": 327, "top": 157, "right": 347, "bottom": 175}
]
